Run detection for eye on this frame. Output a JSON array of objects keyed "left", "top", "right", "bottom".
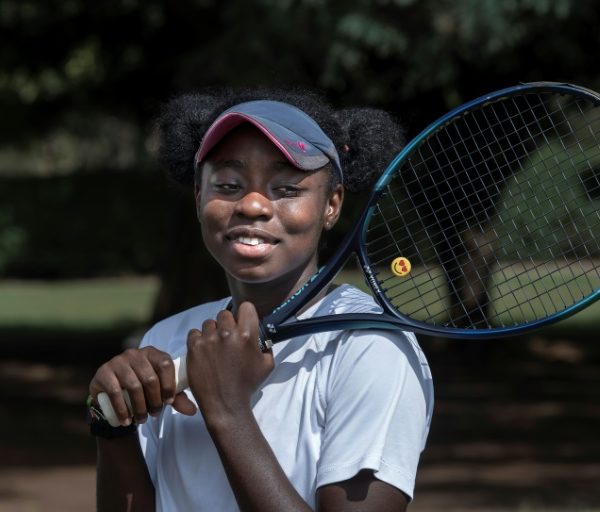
[
  {"left": 213, "top": 182, "right": 242, "bottom": 193},
  {"left": 273, "top": 184, "right": 302, "bottom": 197}
]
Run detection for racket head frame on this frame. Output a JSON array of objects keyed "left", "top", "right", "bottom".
[{"left": 259, "top": 82, "right": 600, "bottom": 344}]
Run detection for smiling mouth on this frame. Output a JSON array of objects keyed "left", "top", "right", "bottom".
[
  {"left": 234, "top": 236, "right": 273, "bottom": 246},
  {"left": 226, "top": 234, "right": 280, "bottom": 258},
  {"left": 226, "top": 229, "right": 280, "bottom": 245}
]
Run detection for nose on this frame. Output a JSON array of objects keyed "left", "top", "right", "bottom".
[{"left": 234, "top": 191, "right": 273, "bottom": 219}]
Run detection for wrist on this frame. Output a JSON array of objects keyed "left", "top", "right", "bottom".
[{"left": 203, "top": 405, "right": 255, "bottom": 435}]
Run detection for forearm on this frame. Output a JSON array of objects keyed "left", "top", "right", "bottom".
[
  {"left": 96, "top": 433, "right": 155, "bottom": 512},
  {"left": 207, "top": 410, "right": 312, "bottom": 512}
]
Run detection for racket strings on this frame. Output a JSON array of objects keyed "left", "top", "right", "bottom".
[
  {"left": 371, "top": 148, "right": 600, "bottom": 272},
  {"left": 364, "top": 90, "right": 600, "bottom": 329},
  {"left": 365, "top": 107, "right": 599, "bottom": 253}
]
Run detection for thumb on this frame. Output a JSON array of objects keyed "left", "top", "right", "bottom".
[{"left": 171, "top": 391, "right": 197, "bottom": 416}]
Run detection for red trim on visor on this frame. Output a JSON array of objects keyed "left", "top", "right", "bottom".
[{"left": 194, "top": 113, "right": 297, "bottom": 169}]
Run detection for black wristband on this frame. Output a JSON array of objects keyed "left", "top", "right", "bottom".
[{"left": 86, "top": 395, "right": 137, "bottom": 439}]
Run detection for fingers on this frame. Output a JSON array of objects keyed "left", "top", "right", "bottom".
[
  {"left": 184, "top": 302, "right": 274, "bottom": 423},
  {"left": 89, "top": 346, "right": 179, "bottom": 425},
  {"left": 236, "top": 301, "right": 259, "bottom": 337},
  {"left": 237, "top": 302, "right": 273, "bottom": 354},
  {"left": 190, "top": 303, "right": 262, "bottom": 351},
  {"left": 127, "top": 353, "right": 164, "bottom": 423},
  {"left": 145, "top": 347, "right": 178, "bottom": 404},
  {"left": 90, "top": 367, "right": 135, "bottom": 426}
]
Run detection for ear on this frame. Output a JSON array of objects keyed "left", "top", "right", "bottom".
[
  {"left": 194, "top": 183, "right": 201, "bottom": 201},
  {"left": 323, "top": 184, "right": 344, "bottom": 231}
]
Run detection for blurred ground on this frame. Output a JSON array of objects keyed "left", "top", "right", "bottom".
[{"left": 0, "top": 330, "right": 599, "bottom": 511}]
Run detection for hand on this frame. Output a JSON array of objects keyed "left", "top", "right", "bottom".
[
  {"left": 89, "top": 346, "right": 197, "bottom": 426},
  {"left": 186, "top": 301, "right": 274, "bottom": 425}
]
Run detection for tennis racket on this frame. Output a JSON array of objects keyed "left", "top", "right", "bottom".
[{"left": 99, "top": 81, "right": 600, "bottom": 426}]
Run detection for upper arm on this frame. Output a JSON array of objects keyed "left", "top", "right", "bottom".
[
  {"left": 316, "top": 331, "right": 433, "bottom": 500},
  {"left": 96, "top": 435, "right": 156, "bottom": 512},
  {"left": 317, "top": 470, "right": 408, "bottom": 512}
]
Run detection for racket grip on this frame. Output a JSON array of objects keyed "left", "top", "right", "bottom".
[{"left": 97, "top": 354, "right": 189, "bottom": 427}]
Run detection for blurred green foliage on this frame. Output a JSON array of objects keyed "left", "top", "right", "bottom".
[
  {"left": 0, "top": 209, "right": 26, "bottom": 270},
  {"left": 0, "top": 172, "right": 187, "bottom": 277},
  {"left": 2, "top": 0, "right": 600, "bottom": 297},
  {"left": 2, "top": 0, "right": 600, "bottom": 176},
  {"left": 495, "top": 145, "right": 600, "bottom": 260}
]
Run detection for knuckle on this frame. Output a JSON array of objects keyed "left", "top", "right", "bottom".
[
  {"left": 187, "top": 334, "right": 202, "bottom": 350},
  {"left": 107, "top": 386, "right": 123, "bottom": 397},
  {"left": 157, "top": 357, "right": 174, "bottom": 370},
  {"left": 126, "top": 380, "right": 143, "bottom": 393},
  {"left": 238, "top": 329, "right": 252, "bottom": 342},
  {"left": 218, "top": 328, "right": 232, "bottom": 338},
  {"left": 203, "top": 331, "right": 218, "bottom": 345},
  {"left": 141, "top": 374, "right": 158, "bottom": 387}
]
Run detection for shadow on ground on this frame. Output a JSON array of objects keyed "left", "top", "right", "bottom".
[
  {"left": 0, "top": 326, "right": 599, "bottom": 511},
  {"left": 414, "top": 332, "right": 600, "bottom": 511}
]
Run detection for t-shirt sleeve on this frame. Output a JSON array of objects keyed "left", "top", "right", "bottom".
[{"left": 316, "top": 330, "right": 433, "bottom": 500}]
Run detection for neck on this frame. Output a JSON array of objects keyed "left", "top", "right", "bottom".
[{"left": 226, "top": 264, "right": 323, "bottom": 318}]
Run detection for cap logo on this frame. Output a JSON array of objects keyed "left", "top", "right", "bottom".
[{"left": 284, "top": 139, "right": 307, "bottom": 152}]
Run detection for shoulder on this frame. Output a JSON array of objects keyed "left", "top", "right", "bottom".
[
  {"left": 322, "top": 323, "right": 434, "bottom": 443},
  {"left": 331, "top": 328, "right": 431, "bottom": 388},
  {"left": 306, "top": 284, "right": 432, "bottom": 387},
  {"left": 138, "top": 297, "right": 231, "bottom": 356},
  {"left": 320, "top": 283, "right": 383, "bottom": 314},
  {"left": 307, "top": 284, "right": 418, "bottom": 354}
]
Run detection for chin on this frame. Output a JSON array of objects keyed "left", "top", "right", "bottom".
[{"left": 226, "top": 266, "right": 279, "bottom": 285}]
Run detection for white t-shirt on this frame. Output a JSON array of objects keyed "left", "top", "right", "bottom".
[{"left": 138, "top": 284, "right": 434, "bottom": 511}]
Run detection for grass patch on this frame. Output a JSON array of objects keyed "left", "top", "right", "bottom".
[
  {"left": 2, "top": 272, "right": 600, "bottom": 339},
  {"left": 0, "top": 276, "right": 159, "bottom": 329},
  {"left": 335, "top": 266, "right": 600, "bottom": 334}
]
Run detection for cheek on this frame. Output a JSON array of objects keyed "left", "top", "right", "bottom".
[
  {"left": 198, "top": 198, "right": 228, "bottom": 237},
  {"left": 277, "top": 199, "right": 326, "bottom": 235}
]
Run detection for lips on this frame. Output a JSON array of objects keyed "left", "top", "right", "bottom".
[
  {"left": 225, "top": 227, "right": 279, "bottom": 258},
  {"left": 235, "top": 236, "right": 270, "bottom": 246},
  {"left": 226, "top": 227, "right": 279, "bottom": 244}
]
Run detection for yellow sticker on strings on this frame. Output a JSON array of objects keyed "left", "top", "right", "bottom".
[{"left": 391, "top": 257, "right": 411, "bottom": 277}]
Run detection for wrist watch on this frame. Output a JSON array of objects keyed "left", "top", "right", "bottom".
[{"left": 86, "top": 395, "right": 137, "bottom": 439}]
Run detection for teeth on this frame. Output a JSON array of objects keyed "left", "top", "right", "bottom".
[{"left": 236, "top": 236, "right": 265, "bottom": 246}]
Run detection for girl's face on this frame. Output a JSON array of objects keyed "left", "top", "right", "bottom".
[{"left": 195, "top": 124, "right": 343, "bottom": 298}]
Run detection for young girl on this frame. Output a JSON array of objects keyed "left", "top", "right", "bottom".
[{"left": 88, "top": 88, "right": 434, "bottom": 511}]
